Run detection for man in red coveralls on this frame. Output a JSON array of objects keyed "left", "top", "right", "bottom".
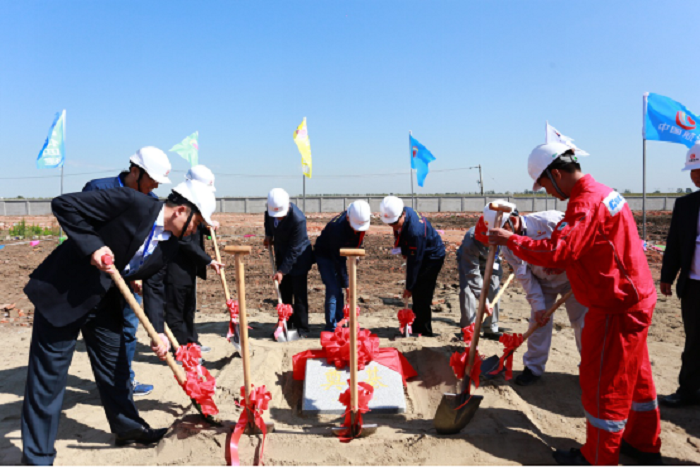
[{"left": 489, "top": 142, "right": 662, "bottom": 465}]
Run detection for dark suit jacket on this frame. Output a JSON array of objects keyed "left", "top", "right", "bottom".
[
  {"left": 24, "top": 188, "right": 179, "bottom": 332},
  {"left": 264, "top": 202, "right": 314, "bottom": 276},
  {"left": 82, "top": 172, "right": 159, "bottom": 199},
  {"left": 661, "top": 190, "right": 700, "bottom": 298},
  {"left": 166, "top": 223, "right": 212, "bottom": 286}
]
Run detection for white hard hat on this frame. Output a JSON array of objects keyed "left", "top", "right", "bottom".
[
  {"left": 379, "top": 196, "right": 404, "bottom": 224},
  {"left": 267, "top": 188, "right": 290, "bottom": 218},
  {"left": 347, "top": 200, "right": 371, "bottom": 232},
  {"left": 682, "top": 141, "right": 700, "bottom": 171},
  {"left": 482, "top": 199, "right": 517, "bottom": 230},
  {"left": 185, "top": 165, "right": 216, "bottom": 192},
  {"left": 129, "top": 146, "right": 172, "bottom": 184},
  {"left": 172, "top": 179, "right": 216, "bottom": 226},
  {"left": 527, "top": 142, "right": 575, "bottom": 191}
]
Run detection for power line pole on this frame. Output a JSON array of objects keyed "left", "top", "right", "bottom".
[{"left": 469, "top": 165, "right": 484, "bottom": 195}]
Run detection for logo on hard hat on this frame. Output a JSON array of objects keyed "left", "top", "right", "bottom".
[
  {"left": 274, "top": 207, "right": 280, "bottom": 211},
  {"left": 676, "top": 111, "right": 696, "bottom": 131},
  {"left": 690, "top": 153, "right": 698, "bottom": 162},
  {"left": 412, "top": 146, "right": 418, "bottom": 158}
]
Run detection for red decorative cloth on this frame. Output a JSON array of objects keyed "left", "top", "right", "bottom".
[
  {"left": 273, "top": 303, "right": 293, "bottom": 340},
  {"left": 174, "top": 343, "right": 219, "bottom": 416},
  {"left": 495, "top": 333, "right": 524, "bottom": 380},
  {"left": 397, "top": 309, "right": 415, "bottom": 335},
  {"left": 449, "top": 350, "right": 483, "bottom": 391},
  {"left": 226, "top": 299, "right": 239, "bottom": 342},
  {"left": 336, "top": 380, "right": 374, "bottom": 443},
  {"left": 292, "top": 326, "right": 417, "bottom": 385},
  {"left": 226, "top": 384, "right": 272, "bottom": 466},
  {"left": 337, "top": 304, "right": 360, "bottom": 328},
  {"left": 461, "top": 323, "right": 476, "bottom": 343}
]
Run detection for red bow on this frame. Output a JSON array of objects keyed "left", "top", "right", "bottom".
[
  {"left": 461, "top": 323, "right": 476, "bottom": 343},
  {"left": 174, "top": 344, "right": 219, "bottom": 416},
  {"left": 450, "top": 346, "right": 483, "bottom": 391},
  {"left": 226, "top": 384, "right": 272, "bottom": 466},
  {"left": 397, "top": 309, "right": 415, "bottom": 335},
  {"left": 337, "top": 304, "right": 360, "bottom": 328},
  {"left": 320, "top": 326, "right": 379, "bottom": 371},
  {"left": 496, "top": 333, "right": 524, "bottom": 380},
  {"left": 336, "top": 380, "right": 374, "bottom": 442},
  {"left": 273, "top": 303, "right": 293, "bottom": 340},
  {"left": 227, "top": 300, "right": 239, "bottom": 342}
]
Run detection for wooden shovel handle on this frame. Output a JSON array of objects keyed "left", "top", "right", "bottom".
[
  {"left": 102, "top": 255, "right": 187, "bottom": 385},
  {"left": 488, "top": 273, "right": 514, "bottom": 311},
  {"left": 209, "top": 229, "right": 232, "bottom": 302},
  {"left": 340, "top": 248, "right": 365, "bottom": 257},
  {"left": 522, "top": 290, "right": 574, "bottom": 341},
  {"left": 268, "top": 247, "right": 283, "bottom": 304},
  {"left": 224, "top": 245, "right": 252, "bottom": 255},
  {"left": 489, "top": 203, "right": 513, "bottom": 213}
]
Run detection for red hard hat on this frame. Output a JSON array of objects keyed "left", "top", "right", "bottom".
[{"left": 474, "top": 215, "right": 489, "bottom": 244}]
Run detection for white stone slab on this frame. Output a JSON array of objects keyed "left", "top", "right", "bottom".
[{"left": 302, "top": 359, "right": 406, "bottom": 415}]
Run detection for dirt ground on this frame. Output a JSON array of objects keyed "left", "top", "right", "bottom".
[{"left": 0, "top": 212, "right": 698, "bottom": 466}]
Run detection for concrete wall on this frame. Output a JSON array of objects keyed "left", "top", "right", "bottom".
[{"left": 0, "top": 195, "right": 680, "bottom": 216}]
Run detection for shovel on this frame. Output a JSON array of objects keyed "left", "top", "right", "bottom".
[
  {"left": 101, "top": 255, "right": 220, "bottom": 425},
  {"left": 396, "top": 297, "right": 414, "bottom": 338},
  {"left": 224, "top": 245, "right": 275, "bottom": 434},
  {"left": 480, "top": 290, "right": 574, "bottom": 380},
  {"left": 331, "top": 248, "right": 378, "bottom": 439},
  {"left": 471, "top": 273, "right": 514, "bottom": 340},
  {"left": 433, "top": 202, "right": 511, "bottom": 435},
  {"left": 210, "top": 228, "right": 241, "bottom": 354},
  {"left": 268, "top": 247, "right": 299, "bottom": 342}
]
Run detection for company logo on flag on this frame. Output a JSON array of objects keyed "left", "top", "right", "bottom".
[
  {"left": 36, "top": 110, "right": 66, "bottom": 169},
  {"left": 169, "top": 131, "right": 199, "bottom": 167},
  {"left": 294, "top": 117, "right": 312, "bottom": 178},
  {"left": 645, "top": 93, "right": 700, "bottom": 148},
  {"left": 409, "top": 135, "right": 436, "bottom": 187}
]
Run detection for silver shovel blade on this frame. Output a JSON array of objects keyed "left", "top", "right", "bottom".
[
  {"left": 231, "top": 323, "right": 242, "bottom": 353},
  {"left": 433, "top": 393, "right": 483, "bottom": 435}
]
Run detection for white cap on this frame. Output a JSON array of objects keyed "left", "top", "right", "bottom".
[
  {"left": 379, "top": 196, "right": 404, "bottom": 224},
  {"left": 267, "top": 188, "right": 290, "bottom": 218},
  {"left": 527, "top": 142, "right": 575, "bottom": 191},
  {"left": 347, "top": 200, "right": 371, "bottom": 232},
  {"left": 129, "top": 147, "right": 172, "bottom": 184},
  {"left": 683, "top": 141, "right": 700, "bottom": 171},
  {"left": 172, "top": 179, "right": 216, "bottom": 226},
  {"left": 185, "top": 165, "right": 216, "bottom": 192},
  {"left": 482, "top": 199, "right": 517, "bottom": 230}
]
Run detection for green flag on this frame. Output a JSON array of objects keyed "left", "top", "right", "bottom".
[{"left": 170, "top": 131, "right": 199, "bottom": 166}]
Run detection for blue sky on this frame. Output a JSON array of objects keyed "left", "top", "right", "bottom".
[{"left": 1, "top": 1, "right": 698, "bottom": 198}]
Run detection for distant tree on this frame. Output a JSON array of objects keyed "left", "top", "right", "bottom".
[
  {"left": 677, "top": 188, "right": 684, "bottom": 193},
  {"left": 623, "top": 189, "right": 631, "bottom": 194},
  {"left": 687, "top": 188, "right": 693, "bottom": 194}
]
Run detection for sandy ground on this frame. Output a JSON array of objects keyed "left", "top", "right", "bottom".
[{"left": 0, "top": 212, "right": 698, "bottom": 465}]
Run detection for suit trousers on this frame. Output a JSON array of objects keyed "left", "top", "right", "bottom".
[
  {"left": 411, "top": 257, "right": 445, "bottom": 336},
  {"left": 279, "top": 273, "right": 309, "bottom": 332},
  {"left": 164, "top": 283, "right": 198, "bottom": 347},
  {"left": 679, "top": 279, "right": 700, "bottom": 397},
  {"left": 21, "top": 300, "right": 146, "bottom": 465}
]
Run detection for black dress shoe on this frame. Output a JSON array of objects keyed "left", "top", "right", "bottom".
[
  {"left": 659, "top": 391, "right": 700, "bottom": 408},
  {"left": 515, "top": 366, "right": 541, "bottom": 386},
  {"left": 553, "top": 448, "right": 590, "bottom": 465},
  {"left": 620, "top": 439, "right": 663, "bottom": 465},
  {"left": 115, "top": 426, "right": 167, "bottom": 446}
]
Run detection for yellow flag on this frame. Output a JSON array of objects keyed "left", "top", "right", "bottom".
[{"left": 293, "top": 117, "right": 312, "bottom": 178}]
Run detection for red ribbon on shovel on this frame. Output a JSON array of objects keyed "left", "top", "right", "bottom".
[
  {"left": 174, "top": 343, "right": 219, "bottom": 416},
  {"left": 451, "top": 322, "right": 483, "bottom": 408},
  {"left": 226, "top": 384, "right": 272, "bottom": 466},
  {"left": 336, "top": 380, "right": 374, "bottom": 443},
  {"left": 273, "top": 303, "right": 293, "bottom": 340},
  {"left": 397, "top": 308, "right": 415, "bottom": 335},
  {"left": 337, "top": 304, "right": 360, "bottom": 328},
  {"left": 495, "top": 333, "right": 524, "bottom": 380},
  {"left": 227, "top": 299, "right": 240, "bottom": 342}
]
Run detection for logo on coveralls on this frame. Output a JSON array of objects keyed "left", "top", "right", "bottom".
[
  {"left": 557, "top": 222, "right": 568, "bottom": 231},
  {"left": 603, "top": 191, "right": 626, "bottom": 217},
  {"left": 677, "top": 111, "right": 697, "bottom": 131}
]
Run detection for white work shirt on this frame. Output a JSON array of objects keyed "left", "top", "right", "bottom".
[
  {"left": 503, "top": 211, "right": 571, "bottom": 311},
  {"left": 690, "top": 210, "right": 700, "bottom": 280},
  {"left": 124, "top": 207, "right": 171, "bottom": 275}
]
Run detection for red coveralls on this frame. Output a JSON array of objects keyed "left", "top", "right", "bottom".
[{"left": 507, "top": 174, "right": 661, "bottom": 465}]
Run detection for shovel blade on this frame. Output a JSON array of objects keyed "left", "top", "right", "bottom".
[
  {"left": 231, "top": 324, "right": 242, "bottom": 353},
  {"left": 285, "top": 329, "right": 301, "bottom": 341},
  {"left": 331, "top": 424, "right": 378, "bottom": 438},
  {"left": 479, "top": 355, "right": 504, "bottom": 381},
  {"left": 433, "top": 393, "right": 483, "bottom": 435}
]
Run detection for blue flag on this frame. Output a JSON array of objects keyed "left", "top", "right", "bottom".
[
  {"left": 409, "top": 135, "right": 436, "bottom": 187},
  {"left": 645, "top": 93, "right": 700, "bottom": 148},
  {"left": 36, "top": 110, "right": 66, "bottom": 169}
]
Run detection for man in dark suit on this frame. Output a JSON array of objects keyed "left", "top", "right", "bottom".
[
  {"left": 264, "top": 188, "right": 314, "bottom": 336},
  {"left": 165, "top": 166, "right": 223, "bottom": 351},
  {"left": 82, "top": 146, "right": 173, "bottom": 397},
  {"left": 21, "top": 179, "right": 215, "bottom": 465},
  {"left": 660, "top": 141, "right": 700, "bottom": 408}
]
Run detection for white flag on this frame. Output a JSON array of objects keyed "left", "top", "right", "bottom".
[{"left": 546, "top": 122, "right": 589, "bottom": 156}]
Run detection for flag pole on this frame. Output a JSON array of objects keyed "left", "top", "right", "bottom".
[
  {"left": 409, "top": 131, "right": 415, "bottom": 209},
  {"left": 303, "top": 174, "right": 306, "bottom": 214},
  {"left": 642, "top": 93, "right": 648, "bottom": 240}
]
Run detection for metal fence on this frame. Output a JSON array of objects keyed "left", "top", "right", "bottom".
[{"left": 0, "top": 195, "right": 680, "bottom": 216}]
